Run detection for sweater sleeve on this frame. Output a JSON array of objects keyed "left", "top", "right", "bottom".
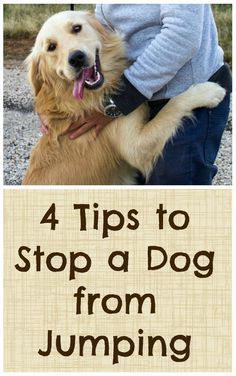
[{"left": 124, "top": 5, "right": 204, "bottom": 100}]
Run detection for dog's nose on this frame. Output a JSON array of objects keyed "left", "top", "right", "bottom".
[{"left": 68, "top": 50, "right": 87, "bottom": 69}]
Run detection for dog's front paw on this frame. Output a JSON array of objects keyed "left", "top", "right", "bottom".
[
  {"left": 188, "top": 82, "right": 226, "bottom": 109},
  {"left": 201, "top": 82, "right": 226, "bottom": 108}
]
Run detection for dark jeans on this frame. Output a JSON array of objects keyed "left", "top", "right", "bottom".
[{"left": 145, "top": 93, "right": 231, "bottom": 185}]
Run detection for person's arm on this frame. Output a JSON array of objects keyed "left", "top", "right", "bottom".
[{"left": 111, "top": 5, "right": 204, "bottom": 115}]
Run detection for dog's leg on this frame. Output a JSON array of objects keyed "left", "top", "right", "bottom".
[{"left": 114, "top": 82, "right": 226, "bottom": 178}]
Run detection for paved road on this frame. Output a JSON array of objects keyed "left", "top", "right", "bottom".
[{"left": 3, "top": 66, "right": 232, "bottom": 185}]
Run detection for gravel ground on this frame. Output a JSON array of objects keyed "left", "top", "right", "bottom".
[{"left": 3, "top": 66, "right": 232, "bottom": 185}]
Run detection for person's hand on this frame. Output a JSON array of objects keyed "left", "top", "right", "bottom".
[
  {"left": 65, "top": 111, "right": 112, "bottom": 139},
  {"left": 38, "top": 111, "right": 112, "bottom": 139},
  {"left": 38, "top": 113, "right": 49, "bottom": 134}
]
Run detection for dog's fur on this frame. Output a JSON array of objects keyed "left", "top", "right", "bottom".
[{"left": 22, "top": 11, "right": 226, "bottom": 185}]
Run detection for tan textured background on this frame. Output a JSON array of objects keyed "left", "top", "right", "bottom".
[{"left": 4, "top": 189, "right": 231, "bottom": 371}]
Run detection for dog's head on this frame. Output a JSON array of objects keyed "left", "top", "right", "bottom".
[{"left": 26, "top": 11, "right": 117, "bottom": 100}]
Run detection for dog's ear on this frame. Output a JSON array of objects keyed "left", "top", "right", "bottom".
[
  {"left": 87, "top": 13, "right": 110, "bottom": 41},
  {"left": 25, "top": 52, "right": 43, "bottom": 96},
  {"left": 86, "top": 13, "right": 126, "bottom": 57}
]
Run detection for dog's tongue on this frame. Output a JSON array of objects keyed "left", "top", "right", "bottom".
[{"left": 73, "top": 68, "right": 93, "bottom": 100}]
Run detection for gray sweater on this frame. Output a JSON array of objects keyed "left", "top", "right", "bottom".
[{"left": 95, "top": 4, "right": 224, "bottom": 101}]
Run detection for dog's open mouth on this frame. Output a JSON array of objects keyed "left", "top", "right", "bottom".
[{"left": 73, "top": 50, "right": 104, "bottom": 100}]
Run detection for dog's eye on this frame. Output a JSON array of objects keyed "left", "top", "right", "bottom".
[
  {"left": 47, "top": 43, "right": 57, "bottom": 52},
  {"left": 72, "top": 24, "right": 82, "bottom": 33}
]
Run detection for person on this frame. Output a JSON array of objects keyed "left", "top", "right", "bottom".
[{"left": 41, "top": 4, "right": 232, "bottom": 185}]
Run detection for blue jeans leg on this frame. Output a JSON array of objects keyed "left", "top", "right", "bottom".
[{"left": 146, "top": 93, "right": 230, "bottom": 185}]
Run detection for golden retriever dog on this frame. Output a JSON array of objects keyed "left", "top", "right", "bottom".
[{"left": 22, "top": 11, "right": 226, "bottom": 185}]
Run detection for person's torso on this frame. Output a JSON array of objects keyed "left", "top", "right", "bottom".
[{"left": 96, "top": 4, "right": 224, "bottom": 100}]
